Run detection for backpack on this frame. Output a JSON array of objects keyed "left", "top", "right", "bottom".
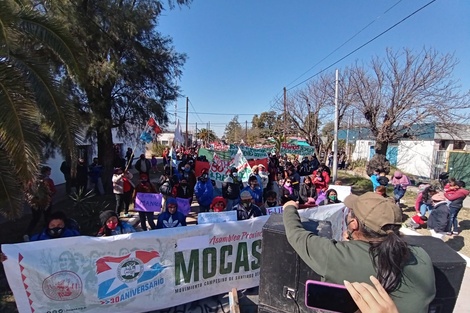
[{"left": 25, "top": 177, "right": 52, "bottom": 210}]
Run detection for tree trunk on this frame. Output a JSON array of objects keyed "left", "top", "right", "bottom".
[{"left": 366, "top": 140, "right": 391, "bottom": 176}]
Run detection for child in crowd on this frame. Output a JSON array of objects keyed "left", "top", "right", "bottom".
[
  {"left": 210, "top": 196, "right": 227, "bottom": 212},
  {"left": 97, "top": 210, "right": 135, "bottom": 237},
  {"left": 156, "top": 198, "right": 187, "bottom": 229},
  {"left": 377, "top": 171, "right": 389, "bottom": 186}
]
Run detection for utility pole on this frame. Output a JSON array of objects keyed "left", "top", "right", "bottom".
[
  {"left": 185, "top": 97, "right": 189, "bottom": 147},
  {"left": 195, "top": 122, "right": 198, "bottom": 145},
  {"left": 333, "top": 69, "right": 339, "bottom": 183},
  {"left": 245, "top": 120, "right": 248, "bottom": 142},
  {"left": 283, "top": 87, "right": 287, "bottom": 135}
]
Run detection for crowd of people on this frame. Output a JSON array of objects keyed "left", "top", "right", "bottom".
[
  {"left": 6, "top": 146, "right": 469, "bottom": 313},
  {"left": 369, "top": 168, "right": 469, "bottom": 239}
]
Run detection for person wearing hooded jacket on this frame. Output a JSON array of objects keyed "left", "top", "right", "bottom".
[
  {"left": 156, "top": 197, "right": 187, "bottom": 229},
  {"left": 30, "top": 211, "right": 80, "bottom": 241},
  {"left": 97, "top": 210, "right": 135, "bottom": 237},
  {"left": 194, "top": 169, "right": 214, "bottom": 213}
]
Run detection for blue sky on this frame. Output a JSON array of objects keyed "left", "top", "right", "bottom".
[{"left": 158, "top": 0, "right": 470, "bottom": 137}]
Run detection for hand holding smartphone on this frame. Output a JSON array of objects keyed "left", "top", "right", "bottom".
[{"left": 305, "top": 280, "right": 358, "bottom": 313}]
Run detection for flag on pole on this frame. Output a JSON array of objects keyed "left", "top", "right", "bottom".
[
  {"left": 139, "top": 131, "right": 153, "bottom": 143},
  {"left": 230, "top": 148, "right": 251, "bottom": 183},
  {"left": 147, "top": 117, "right": 162, "bottom": 134},
  {"left": 174, "top": 119, "right": 184, "bottom": 145}
]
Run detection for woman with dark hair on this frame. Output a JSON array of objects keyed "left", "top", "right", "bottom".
[
  {"left": 415, "top": 185, "right": 437, "bottom": 218},
  {"left": 299, "top": 176, "right": 317, "bottom": 206},
  {"left": 283, "top": 192, "right": 435, "bottom": 313},
  {"left": 280, "top": 178, "right": 300, "bottom": 204},
  {"left": 318, "top": 189, "right": 341, "bottom": 206}
]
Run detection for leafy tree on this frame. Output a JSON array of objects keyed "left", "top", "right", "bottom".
[
  {"left": 224, "top": 115, "right": 244, "bottom": 143},
  {"left": 0, "top": 0, "right": 82, "bottom": 217},
  {"left": 197, "top": 128, "right": 217, "bottom": 145},
  {"left": 348, "top": 48, "right": 470, "bottom": 174},
  {"left": 251, "top": 111, "right": 283, "bottom": 139},
  {"left": 37, "top": 0, "right": 189, "bottom": 190}
]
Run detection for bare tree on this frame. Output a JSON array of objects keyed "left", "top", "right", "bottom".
[
  {"left": 349, "top": 47, "right": 470, "bottom": 173},
  {"left": 274, "top": 72, "right": 354, "bottom": 154}
]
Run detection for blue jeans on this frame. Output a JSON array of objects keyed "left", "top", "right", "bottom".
[
  {"left": 446, "top": 206, "right": 462, "bottom": 233},
  {"left": 394, "top": 186, "right": 406, "bottom": 202},
  {"left": 420, "top": 203, "right": 433, "bottom": 216}
]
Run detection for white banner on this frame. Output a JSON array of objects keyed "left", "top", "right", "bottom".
[
  {"left": 2, "top": 217, "right": 269, "bottom": 313},
  {"left": 2, "top": 203, "right": 347, "bottom": 313}
]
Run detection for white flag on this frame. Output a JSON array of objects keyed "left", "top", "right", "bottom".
[{"left": 230, "top": 147, "right": 252, "bottom": 183}]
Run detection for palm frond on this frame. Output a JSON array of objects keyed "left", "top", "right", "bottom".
[
  {"left": 0, "top": 62, "right": 42, "bottom": 181},
  {"left": 15, "top": 6, "right": 83, "bottom": 78},
  {"left": 0, "top": 148, "right": 25, "bottom": 218},
  {"left": 8, "top": 55, "right": 81, "bottom": 161}
]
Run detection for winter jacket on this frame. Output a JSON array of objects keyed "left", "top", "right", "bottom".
[
  {"left": 445, "top": 188, "right": 470, "bottom": 210},
  {"left": 222, "top": 176, "right": 243, "bottom": 200},
  {"left": 299, "top": 183, "right": 317, "bottom": 204},
  {"left": 194, "top": 179, "right": 214, "bottom": 207},
  {"left": 156, "top": 211, "right": 187, "bottom": 229},
  {"left": 428, "top": 201, "right": 450, "bottom": 233}
]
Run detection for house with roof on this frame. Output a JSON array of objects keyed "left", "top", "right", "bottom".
[{"left": 339, "top": 123, "right": 470, "bottom": 181}]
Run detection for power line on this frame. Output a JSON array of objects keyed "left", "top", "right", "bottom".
[
  {"left": 188, "top": 99, "right": 204, "bottom": 123},
  {"left": 286, "top": 0, "right": 437, "bottom": 91},
  {"left": 284, "top": 0, "right": 403, "bottom": 89},
  {"left": 176, "top": 110, "right": 257, "bottom": 116}
]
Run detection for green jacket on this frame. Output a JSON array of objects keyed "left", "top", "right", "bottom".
[{"left": 283, "top": 205, "right": 436, "bottom": 313}]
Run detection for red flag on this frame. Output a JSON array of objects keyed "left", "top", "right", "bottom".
[{"left": 147, "top": 117, "right": 162, "bottom": 134}]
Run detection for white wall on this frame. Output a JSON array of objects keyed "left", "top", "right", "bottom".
[
  {"left": 397, "top": 140, "right": 435, "bottom": 178},
  {"left": 352, "top": 140, "right": 374, "bottom": 161}
]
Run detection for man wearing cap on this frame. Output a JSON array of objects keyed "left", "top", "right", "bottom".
[
  {"left": 234, "top": 191, "right": 263, "bottom": 220},
  {"left": 283, "top": 192, "right": 435, "bottom": 313}
]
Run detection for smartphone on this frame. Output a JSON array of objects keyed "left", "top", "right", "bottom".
[{"left": 305, "top": 280, "right": 358, "bottom": 313}]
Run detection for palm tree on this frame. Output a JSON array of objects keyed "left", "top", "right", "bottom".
[
  {"left": 197, "top": 128, "right": 217, "bottom": 145},
  {"left": 0, "top": 0, "right": 83, "bottom": 218}
]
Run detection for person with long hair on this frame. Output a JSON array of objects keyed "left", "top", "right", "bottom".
[{"left": 283, "top": 192, "right": 435, "bottom": 313}]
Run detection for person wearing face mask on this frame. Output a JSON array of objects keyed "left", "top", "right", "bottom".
[
  {"left": 133, "top": 174, "right": 158, "bottom": 231},
  {"left": 299, "top": 175, "right": 317, "bottom": 206},
  {"left": 180, "top": 163, "right": 197, "bottom": 191},
  {"left": 241, "top": 176, "right": 264, "bottom": 207},
  {"left": 96, "top": 210, "right": 135, "bottom": 237},
  {"left": 264, "top": 190, "right": 279, "bottom": 208},
  {"left": 194, "top": 169, "right": 214, "bottom": 213},
  {"left": 30, "top": 211, "right": 80, "bottom": 241},
  {"left": 283, "top": 192, "right": 436, "bottom": 313},
  {"left": 233, "top": 191, "right": 263, "bottom": 220},
  {"left": 319, "top": 189, "right": 342, "bottom": 206},
  {"left": 280, "top": 178, "right": 300, "bottom": 205},
  {"left": 222, "top": 167, "right": 243, "bottom": 210},
  {"left": 210, "top": 196, "right": 227, "bottom": 212}
]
